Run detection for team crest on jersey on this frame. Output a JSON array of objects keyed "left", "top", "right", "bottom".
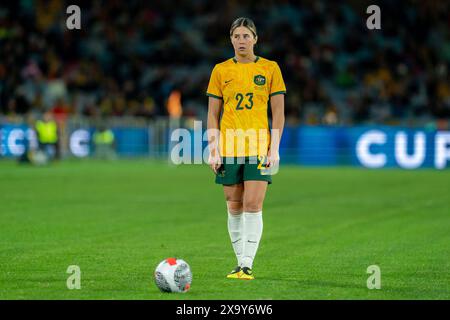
[{"left": 254, "top": 75, "right": 266, "bottom": 86}]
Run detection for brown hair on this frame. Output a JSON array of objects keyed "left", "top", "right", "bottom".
[{"left": 230, "top": 17, "right": 257, "bottom": 38}]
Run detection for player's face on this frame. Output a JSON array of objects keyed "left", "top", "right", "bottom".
[{"left": 231, "top": 26, "right": 257, "bottom": 56}]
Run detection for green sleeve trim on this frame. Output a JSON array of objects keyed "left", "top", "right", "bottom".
[
  {"left": 206, "top": 93, "right": 223, "bottom": 100},
  {"left": 269, "top": 91, "right": 286, "bottom": 97}
]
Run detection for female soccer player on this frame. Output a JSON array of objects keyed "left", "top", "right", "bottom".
[{"left": 206, "top": 17, "right": 286, "bottom": 280}]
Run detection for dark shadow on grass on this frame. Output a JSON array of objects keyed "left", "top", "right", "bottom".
[
  {"left": 258, "top": 277, "right": 363, "bottom": 290},
  {"left": 257, "top": 277, "right": 450, "bottom": 298}
]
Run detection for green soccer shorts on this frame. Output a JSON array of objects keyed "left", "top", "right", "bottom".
[{"left": 215, "top": 156, "right": 272, "bottom": 185}]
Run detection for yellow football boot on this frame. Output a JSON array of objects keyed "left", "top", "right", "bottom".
[
  {"left": 226, "top": 266, "right": 242, "bottom": 279},
  {"left": 238, "top": 267, "right": 255, "bottom": 280}
]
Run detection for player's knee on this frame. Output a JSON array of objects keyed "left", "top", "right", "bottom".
[
  {"left": 227, "top": 200, "right": 243, "bottom": 214},
  {"left": 243, "top": 200, "right": 262, "bottom": 213}
]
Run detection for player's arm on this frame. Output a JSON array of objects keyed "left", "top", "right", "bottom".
[
  {"left": 268, "top": 93, "right": 285, "bottom": 166},
  {"left": 207, "top": 96, "right": 223, "bottom": 173}
]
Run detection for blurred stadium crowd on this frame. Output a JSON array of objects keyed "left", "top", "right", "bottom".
[{"left": 0, "top": 0, "right": 449, "bottom": 126}]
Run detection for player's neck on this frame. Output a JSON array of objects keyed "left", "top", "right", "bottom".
[{"left": 234, "top": 53, "right": 257, "bottom": 64}]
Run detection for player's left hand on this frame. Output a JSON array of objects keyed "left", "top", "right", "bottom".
[{"left": 266, "top": 148, "right": 280, "bottom": 168}]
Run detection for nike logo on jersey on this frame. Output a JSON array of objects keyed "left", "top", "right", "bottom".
[{"left": 224, "top": 79, "right": 233, "bottom": 84}]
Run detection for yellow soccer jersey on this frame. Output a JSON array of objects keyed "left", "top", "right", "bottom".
[{"left": 206, "top": 56, "right": 286, "bottom": 157}]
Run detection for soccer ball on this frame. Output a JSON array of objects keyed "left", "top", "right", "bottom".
[{"left": 154, "top": 258, "right": 192, "bottom": 293}]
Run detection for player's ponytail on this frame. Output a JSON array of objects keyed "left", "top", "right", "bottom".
[{"left": 230, "top": 17, "right": 257, "bottom": 38}]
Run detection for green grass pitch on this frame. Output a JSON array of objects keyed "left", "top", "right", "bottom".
[{"left": 0, "top": 159, "right": 449, "bottom": 299}]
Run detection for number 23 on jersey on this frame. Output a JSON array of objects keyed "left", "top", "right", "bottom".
[{"left": 235, "top": 92, "right": 253, "bottom": 110}]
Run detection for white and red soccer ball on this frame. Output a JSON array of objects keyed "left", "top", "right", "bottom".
[{"left": 154, "top": 258, "right": 192, "bottom": 293}]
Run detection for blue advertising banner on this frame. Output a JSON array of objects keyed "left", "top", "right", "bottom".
[
  {"left": 1, "top": 123, "right": 449, "bottom": 169},
  {"left": 0, "top": 125, "right": 150, "bottom": 158},
  {"left": 289, "top": 126, "right": 450, "bottom": 169},
  {"left": 350, "top": 126, "right": 449, "bottom": 169},
  {"left": 0, "top": 124, "right": 38, "bottom": 157},
  {"left": 113, "top": 127, "right": 149, "bottom": 156}
]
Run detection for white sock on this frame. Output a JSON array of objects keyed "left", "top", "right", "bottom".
[
  {"left": 241, "top": 211, "right": 263, "bottom": 269},
  {"left": 227, "top": 212, "right": 243, "bottom": 266}
]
